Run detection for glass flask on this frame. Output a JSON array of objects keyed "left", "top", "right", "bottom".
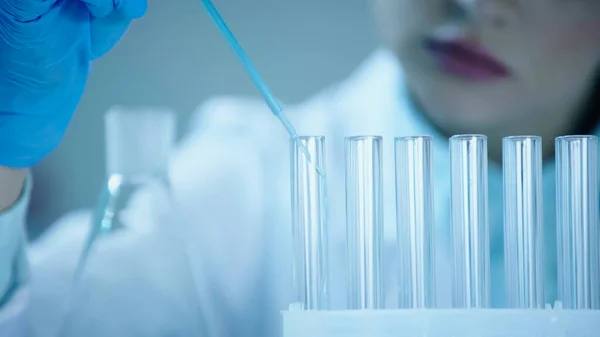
[{"left": 58, "top": 107, "right": 208, "bottom": 336}]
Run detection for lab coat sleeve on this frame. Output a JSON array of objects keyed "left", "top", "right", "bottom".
[
  {"left": 171, "top": 97, "right": 277, "bottom": 337},
  {"left": 0, "top": 175, "right": 32, "bottom": 337}
]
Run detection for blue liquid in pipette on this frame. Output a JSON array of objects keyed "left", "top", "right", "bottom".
[{"left": 200, "top": 0, "right": 324, "bottom": 176}]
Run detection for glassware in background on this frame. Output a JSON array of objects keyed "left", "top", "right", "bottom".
[
  {"left": 74, "top": 107, "right": 175, "bottom": 280},
  {"left": 394, "top": 136, "right": 436, "bottom": 309},
  {"left": 449, "top": 134, "right": 491, "bottom": 308},
  {"left": 290, "top": 136, "right": 329, "bottom": 310},
  {"left": 344, "top": 136, "right": 384, "bottom": 310},
  {"left": 555, "top": 135, "right": 600, "bottom": 310},
  {"left": 502, "top": 136, "right": 545, "bottom": 309},
  {"left": 58, "top": 107, "right": 208, "bottom": 336}
]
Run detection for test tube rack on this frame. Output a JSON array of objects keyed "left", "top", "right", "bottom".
[
  {"left": 282, "top": 303, "right": 599, "bottom": 337},
  {"left": 285, "top": 134, "right": 599, "bottom": 337}
]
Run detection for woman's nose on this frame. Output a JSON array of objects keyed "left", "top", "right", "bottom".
[{"left": 451, "top": 0, "right": 518, "bottom": 27}]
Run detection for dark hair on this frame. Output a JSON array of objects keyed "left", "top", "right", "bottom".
[{"left": 574, "top": 66, "right": 600, "bottom": 134}]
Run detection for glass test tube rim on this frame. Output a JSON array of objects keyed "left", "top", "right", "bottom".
[
  {"left": 293, "top": 136, "right": 326, "bottom": 175},
  {"left": 503, "top": 135, "right": 542, "bottom": 142},
  {"left": 450, "top": 134, "right": 487, "bottom": 142},
  {"left": 395, "top": 135, "right": 434, "bottom": 142},
  {"left": 556, "top": 135, "right": 598, "bottom": 142},
  {"left": 346, "top": 135, "right": 383, "bottom": 142},
  {"left": 295, "top": 135, "right": 326, "bottom": 141}
]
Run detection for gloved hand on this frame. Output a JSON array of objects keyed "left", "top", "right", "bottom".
[{"left": 0, "top": 0, "right": 147, "bottom": 168}]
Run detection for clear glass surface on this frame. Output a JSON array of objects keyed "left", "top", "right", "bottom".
[
  {"left": 290, "top": 136, "right": 329, "bottom": 310},
  {"left": 449, "top": 134, "right": 491, "bottom": 308},
  {"left": 502, "top": 136, "right": 545, "bottom": 308},
  {"left": 555, "top": 135, "right": 600, "bottom": 309},
  {"left": 345, "top": 136, "right": 384, "bottom": 310},
  {"left": 394, "top": 136, "right": 436, "bottom": 308}
]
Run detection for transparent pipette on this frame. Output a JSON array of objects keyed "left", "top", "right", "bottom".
[{"left": 200, "top": 0, "right": 322, "bottom": 176}]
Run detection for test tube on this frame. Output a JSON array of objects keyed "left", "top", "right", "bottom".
[
  {"left": 290, "top": 136, "right": 329, "bottom": 310},
  {"left": 449, "top": 135, "right": 491, "bottom": 308},
  {"left": 555, "top": 135, "right": 600, "bottom": 310},
  {"left": 395, "top": 136, "right": 436, "bottom": 308},
  {"left": 502, "top": 136, "right": 545, "bottom": 308},
  {"left": 345, "top": 136, "right": 384, "bottom": 310}
]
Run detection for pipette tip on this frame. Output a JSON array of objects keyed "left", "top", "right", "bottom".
[{"left": 291, "top": 136, "right": 325, "bottom": 177}]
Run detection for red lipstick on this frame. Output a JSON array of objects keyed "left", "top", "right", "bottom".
[{"left": 425, "top": 37, "right": 510, "bottom": 81}]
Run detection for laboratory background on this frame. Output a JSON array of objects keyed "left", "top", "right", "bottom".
[
  {"left": 26, "top": 0, "right": 376, "bottom": 239},
  {"left": 3, "top": 0, "right": 599, "bottom": 335}
]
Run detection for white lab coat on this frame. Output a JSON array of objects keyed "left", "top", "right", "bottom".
[{"left": 0, "top": 48, "right": 564, "bottom": 336}]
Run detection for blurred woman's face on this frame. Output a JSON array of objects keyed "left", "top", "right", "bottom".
[{"left": 374, "top": 0, "right": 600, "bottom": 136}]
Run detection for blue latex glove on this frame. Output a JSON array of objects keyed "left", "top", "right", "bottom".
[{"left": 0, "top": 0, "right": 147, "bottom": 168}]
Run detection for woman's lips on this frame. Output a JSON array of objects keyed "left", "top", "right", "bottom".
[{"left": 424, "top": 38, "right": 510, "bottom": 81}]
